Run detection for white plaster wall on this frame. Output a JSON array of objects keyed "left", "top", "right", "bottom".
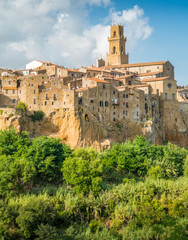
[{"left": 26, "top": 60, "right": 43, "bottom": 70}]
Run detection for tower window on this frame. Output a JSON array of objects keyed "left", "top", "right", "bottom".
[
  {"left": 113, "top": 46, "right": 116, "bottom": 54},
  {"left": 113, "top": 31, "right": 116, "bottom": 37},
  {"left": 99, "top": 101, "right": 103, "bottom": 107},
  {"left": 121, "top": 47, "right": 124, "bottom": 54}
]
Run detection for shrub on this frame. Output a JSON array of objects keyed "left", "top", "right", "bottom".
[
  {"left": 31, "top": 110, "right": 45, "bottom": 121},
  {"left": 16, "top": 102, "right": 28, "bottom": 112},
  {"left": 62, "top": 148, "right": 103, "bottom": 195}
]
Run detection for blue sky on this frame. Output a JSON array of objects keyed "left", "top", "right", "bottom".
[{"left": 0, "top": 0, "right": 187, "bottom": 85}]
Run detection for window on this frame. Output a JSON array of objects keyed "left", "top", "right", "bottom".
[
  {"left": 123, "top": 110, "right": 125, "bottom": 115},
  {"left": 103, "top": 84, "right": 105, "bottom": 89},
  {"left": 8, "top": 81, "right": 11, "bottom": 85},
  {"left": 99, "top": 101, "right": 103, "bottom": 107},
  {"left": 113, "top": 31, "right": 116, "bottom": 37},
  {"left": 126, "top": 94, "right": 128, "bottom": 98},
  {"left": 12, "top": 99, "right": 16, "bottom": 103},
  {"left": 123, "top": 102, "right": 125, "bottom": 105},
  {"left": 33, "top": 99, "right": 36, "bottom": 104},
  {"left": 105, "top": 101, "right": 109, "bottom": 107},
  {"left": 126, "top": 102, "right": 128, "bottom": 108},
  {"left": 34, "top": 90, "right": 36, "bottom": 94},
  {"left": 53, "top": 94, "right": 57, "bottom": 99},
  {"left": 123, "top": 94, "right": 125, "bottom": 98},
  {"left": 31, "top": 84, "right": 33, "bottom": 86},
  {"left": 165, "top": 93, "right": 167, "bottom": 99},
  {"left": 113, "top": 91, "right": 115, "bottom": 94},
  {"left": 113, "top": 112, "right": 115, "bottom": 115},
  {"left": 13, "top": 90, "right": 15, "bottom": 94},
  {"left": 113, "top": 46, "right": 116, "bottom": 54},
  {"left": 53, "top": 82, "right": 56, "bottom": 86},
  {"left": 123, "top": 116, "right": 125, "bottom": 120},
  {"left": 137, "top": 111, "right": 139, "bottom": 116},
  {"left": 90, "top": 99, "right": 94, "bottom": 103},
  {"left": 46, "top": 94, "right": 48, "bottom": 100},
  {"left": 121, "top": 47, "right": 123, "bottom": 53},
  {"left": 52, "top": 102, "right": 54, "bottom": 105},
  {"left": 79, "top": 99, "right": 82, "bottom": 105},
  {"left": 126, "top": 110, "right": 128, "bottom": 116},
  {"left": 6, "top": 90, "right": 8, "bottom": 94},
  {"left": 44, "top": 101, "right": 47, "bottom": 105},
  {"left": 172, "top": 93, "right": 175, "bottom": 99}
]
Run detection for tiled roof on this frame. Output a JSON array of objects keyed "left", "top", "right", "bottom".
[
  {"left": 75, "top": 86, "right": 96, "bottom": 92},
  {"left": 84, "top": 77, "right": 110, "bottom": 83},
  {"left": 101, "top": 61, "right": 168, "bottom": 69},
  {"left": 140, "top": 77, "right": 169, "bottom": 82},
  {"left": 137, "top": 71, "right": 162, "bottom": 77}
]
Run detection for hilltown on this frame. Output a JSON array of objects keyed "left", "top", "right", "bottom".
[{"left": 0, "top": 25, "right": 187, "bottom": 148}]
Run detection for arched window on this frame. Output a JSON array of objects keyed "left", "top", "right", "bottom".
[
  {"left": 113, "top": 31, "right": 116, "bottom": 37},
  {"left": 113, "top": 46, "right": 116, "bottom": 54},
  {"left": 121, "top": 47, "right": 124, "bottom": 54},
  {"left": 105, "top": 101, "right": 109, "bottom": 107},
  {"left": 99, "top": 101, "right": 103, "bottom": 107}
]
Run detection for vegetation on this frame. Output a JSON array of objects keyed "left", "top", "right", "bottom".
[
  {"left": 0, "top": 129, "right": 187, "bottom": 239},
  {"left": 31, "top": 110, "right": 45, "bottom": 121},
  {"left": 16, "top": 102, "right": 28, "bottom": 112}
]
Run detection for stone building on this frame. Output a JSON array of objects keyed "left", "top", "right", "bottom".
[
  {"left": 0, "top": 24, "right": 187, "bottom": 148},
  {"left": 106, "top": 25, "right": 129, "bottom": 66}
]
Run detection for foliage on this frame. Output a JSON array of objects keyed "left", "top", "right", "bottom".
[
  {"left": 31, "top": 110, "right": 45, "bottom": 121},
  {"left": 23, "top": 136, "right": 71, "bottom": 183},
  {"left": 0, "top": 130, "right": 187, "bottom": 239},
  {"left": 62, "top": 148, "right": 103, "bottom": 195},
  {"left": 16, "top": 102, "right": 28, "bottom": 112},
  {"left": 0, "top": 129, "right": 31, "bottom": 156}
]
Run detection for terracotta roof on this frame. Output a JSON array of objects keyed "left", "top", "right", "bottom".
[
  {"left": 137, "top": 71, "right": 162, "bottom": 77},
  {"left": 75, "top": 86, "right": 96, "bottom": 92},
  {"left": 140, "top": 77, "right": 169, "bottom": 82},
  {"left": 129, "top": 84, "right": 149, "bottom": 88},
  {"left": 119, "top": 74, "right": 134, "bottom": 79},
  {"left": 101, "top": 61, "right": 168, "bottom": 69},
  {"left": 84, "top": 77, "right": 110, "bottom": 83},
  {"left": 3, "top": 86, "right": 17, "bottom": 90}
]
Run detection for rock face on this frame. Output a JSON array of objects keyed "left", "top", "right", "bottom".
[{"left": 0, "top": 106, "right": 187, "bottom": 149}]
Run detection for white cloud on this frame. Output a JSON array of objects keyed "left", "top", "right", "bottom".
[{"left": 0, "top": 1, "right": 152, "bottom": 69}]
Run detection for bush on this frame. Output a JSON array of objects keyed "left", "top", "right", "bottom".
[
  {"left": 31, "top": 110, "right": 45, "bottom": 121},
  {"left": 16, "top": 102, "right": 28, "bottom": 112},
  {"left": 24, "top": 136, "right": 71, "bottom": 183},
  {"left": 62, "top": 148, "right": 103, "bottom": 195}
]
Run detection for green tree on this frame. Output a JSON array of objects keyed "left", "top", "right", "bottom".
[
  {"left": 0, "top": 129, "right": 31, "bottom": 156},
  {"left": 16, "top": 102, "right": 28, "bottom": 112},
  {"left": 24, "top": 136, "right": 71, "bottom": 183},
  {"left": 31, "top": 110, "right": 45, "bottom": 121},
  {"left": 62, "top": 148, "right": 103, "bottom": 195}
]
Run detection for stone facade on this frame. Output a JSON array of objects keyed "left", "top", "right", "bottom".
[
  {"left": 106, "top": 25, "right": 129, "bottom": 66},
  {"left": 0, "top": 24, "right": 187, "bottom": 148}
]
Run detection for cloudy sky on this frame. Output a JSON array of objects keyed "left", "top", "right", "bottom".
[{"left": 0, "top": 0, "right": 187, "bottom": 85}]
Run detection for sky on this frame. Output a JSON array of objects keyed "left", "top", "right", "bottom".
[{"left": 0, "top": 0, "right": 187, "bottom": 85}]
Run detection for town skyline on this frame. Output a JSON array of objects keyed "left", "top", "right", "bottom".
[{"left": 0, "top": 0, "right": 187, "bottom": 85}]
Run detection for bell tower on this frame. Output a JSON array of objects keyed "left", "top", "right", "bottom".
[{"left": 106, "top": 25, "right": 129, "bottom": 66}]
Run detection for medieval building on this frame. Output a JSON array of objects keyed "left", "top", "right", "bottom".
[{"left": 0, "top": 25, "right": 187, "bottom": 148}]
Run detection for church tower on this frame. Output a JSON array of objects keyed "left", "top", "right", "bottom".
[{"left": 106, "top": 25, "right": 129, "bottom": 66}]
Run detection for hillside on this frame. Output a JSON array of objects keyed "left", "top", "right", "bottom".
[{"left": 0, "top": 129, "right": 187, "bottom": 239}]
